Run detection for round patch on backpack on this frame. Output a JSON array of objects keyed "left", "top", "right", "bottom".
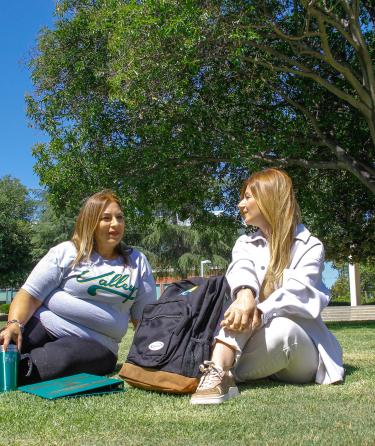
[{"left": 148, "top": 341, "right": 164, "bottom": 351}]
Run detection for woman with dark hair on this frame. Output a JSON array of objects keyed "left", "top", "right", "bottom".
[
  {"left": 0, "top": 190, "right": 156, "bottom": 384},
  {"left": 191, "top": 168, "right": 344, "bottom": 405}
]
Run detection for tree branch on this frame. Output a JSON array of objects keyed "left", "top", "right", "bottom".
[
  {"left": 352, "top": 0, "right": 360, "bottom": 21},
  {"left": 336, "top": 0, "right": 352, "bottom": 17},
  {"left": 306, "top": 3, "right": 357, "bottom": 47},
  {"left": 254, "top": 16, "right": 365, "bottom": 101},
  {"left": 170, "top": 143, "right": 375, "bottom": 193},
  {"left": 302, "top": 1, "right": 375, "bottom": 146},
  {"left": 315, "top": 15, "right": 372, "bottom": 108},
  {"left": 271, "top": 85, "right": 375, "bottom": 193},
  {"left": 249, "top": 153, "right": 346, "bottom": 170},
  {"left": 310, "top": 2, "right": 375, "bottom": 98},
  {"left": 254, "top": 58, "right": 371, "bottom": 118},
  {"left": 362, "top": 0, "right": 375, "bottom": 22},
  {"left": 264, "top": 10, "right": 365, "bottom": 85},
  {"left": 309, "top": 0, "right": 375, "bottom": 101},
  {"left": 270, "top": 24, "right": 321, "bottom": 41},
  {"left": 348, "top": 12, "right": 375, "bottom": 106},
  {"left": 167, "top": 154, "right": 344, "bottom": 170}
]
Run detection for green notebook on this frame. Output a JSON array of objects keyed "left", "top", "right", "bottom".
[{"left": 18, "top": 373, "right": 125, "bottom": 399}]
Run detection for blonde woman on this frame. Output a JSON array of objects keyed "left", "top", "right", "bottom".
[
  {"left": 191, "top": 169, "right": 344, "bottom": 405},
  {"left": 0, "top": 190, "right": 156, "bottom": 384}
]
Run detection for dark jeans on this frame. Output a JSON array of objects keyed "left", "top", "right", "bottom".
[{"left": 18, "top": 317, "right": 117, "bottom": 385}]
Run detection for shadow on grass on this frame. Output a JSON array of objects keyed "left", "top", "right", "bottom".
[
  {"left": 237, "top": 374, "right": 351, "bottom": 391},
  {"left": 328, "top": 301, "right": 375, "bottom": 306},
  {"left": 233, "top": 360, "right": 359, "bottom": 390},
  {"left": 235, "top": 362, "right": 358, "bottom": 389},
  {"left": 343, "top": 363, "right": 358, "bottom": 377},
  {"left": 326, "top": 321, "right": 375, "bottom": 330},
  {"left": 114, "top": 363, "right": 123, "bottom": 373},
  {"left": 113, "top": 359, "right": 360, "bottom": 382},
  {"left": 220, "top": 362, "right": 358, "bottom": 390},
  {"left": 238, "top": 379, "right": 292, "bottom": 392},
  {"left": 112, "top": 364, "right": 359, "bottom": 399}
]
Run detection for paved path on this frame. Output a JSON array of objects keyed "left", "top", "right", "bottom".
[{"left": 2, "top": 306, "right": 375, "bottom": 324}]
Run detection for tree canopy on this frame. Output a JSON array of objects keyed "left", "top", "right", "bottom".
[
  {"left": 331, "top": 261, "right": 375, "bottom": 303},
  {"left": 30, "top": 191, "right": 76, "bottom": 262},
  {"left": 132, "top": 218, "right": 235, "bottom": 277},
  {"left": 0, "top": 176, "right": 35, "bottom": 287},
  {"left": 27, "top": 0, "right": 375, "bottom": 261},
  {"left": 30, "top": 194, "right": 234, "bottom": 278}
]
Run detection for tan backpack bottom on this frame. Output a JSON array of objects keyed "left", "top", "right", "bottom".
[{"left": 119, "top": 363, "right": 199, "bottom": 394}]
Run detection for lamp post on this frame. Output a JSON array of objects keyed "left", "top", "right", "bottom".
[{"left": 200, "top": 260, "right": 212, "bottom": 277}]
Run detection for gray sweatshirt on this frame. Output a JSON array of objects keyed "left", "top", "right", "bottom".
[{"left": 22, "top": 241, "right": 156, "bottom": 354}]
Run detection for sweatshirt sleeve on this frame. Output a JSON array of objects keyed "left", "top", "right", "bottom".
[
  {"left": 21, "top": 243, "right": 71, "bottom": 301},
  {"left": 258, "top": 242, "right": 330, "bottom": 325},
  {"left": 130, "top": 253, "right": 157, "bottom": 322},
  {"left": 225, "top": 237, "right": 261, "bottom": 299}
]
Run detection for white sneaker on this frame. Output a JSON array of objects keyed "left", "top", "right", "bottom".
[{"left": 190, "top": 361, "right": 239, "bottom": 405}]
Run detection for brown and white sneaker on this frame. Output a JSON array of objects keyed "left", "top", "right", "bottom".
[{"left": 190, "top": 361, "right": 239, "bottom": 405}]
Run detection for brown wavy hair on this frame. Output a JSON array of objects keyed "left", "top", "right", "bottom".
[
  {"left": 71, "top": 190, "right": 129, "bottom": 267},
  {"left": 241, "top": 168, "right": 301, "bottom": 300}
]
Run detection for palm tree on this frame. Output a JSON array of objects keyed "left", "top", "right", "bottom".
[{"left": 134, "top": 219, "right": 235, "bottom": 278}]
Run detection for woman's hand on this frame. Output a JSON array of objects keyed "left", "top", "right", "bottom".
[
  {"left": 221, "top": 288, "right": 257, "bottom": 332},
  {"left": 0, "top": 289, "right": 42, "bottom": 352},
  {"left": 0, "top": 323, "right": 23, "bottom": 351},
  {"left": 251, "top": 308, "right": 263, "bottom": 332}
]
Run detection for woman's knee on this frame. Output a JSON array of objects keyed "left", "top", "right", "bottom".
[
  {"left": 263, "top": 317, "right": 307, "bottom": 351},
  {"left": 26, "top": 336, "right": 117, "bottom": 382},
  {"left": 234, "top": 317, "right": 318, "bottom": 383}
]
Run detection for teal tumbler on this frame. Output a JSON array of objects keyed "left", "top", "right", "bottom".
[{"left": 0, "top": 344, "right": 19, "bottom": 391}]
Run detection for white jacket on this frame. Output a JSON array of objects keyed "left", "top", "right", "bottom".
[{"left": 226, "top": 224, "right": 344, "bottom": 384}]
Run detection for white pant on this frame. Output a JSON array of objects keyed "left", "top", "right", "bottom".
[{"left": 216, "top": 317, "right": 319, "bottom": 384}]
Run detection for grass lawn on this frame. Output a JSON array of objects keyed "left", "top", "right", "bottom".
[{"left": 1, "top": 321, "right": 374, "bottom": 446}]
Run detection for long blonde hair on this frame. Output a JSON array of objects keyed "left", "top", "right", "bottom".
[
  {"left": 241, "top": 169, "right": 301, "bottom": 300},
  {"left": 71, "top": 190, "right": 127, "bottom": 267}
]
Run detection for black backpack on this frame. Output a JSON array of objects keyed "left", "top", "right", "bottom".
[{"left": 119, "top": 275, "right": 229, "bottom": 393}]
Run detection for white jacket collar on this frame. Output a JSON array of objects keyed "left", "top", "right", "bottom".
[
  {"left": 244, "top": 224, "right": 311, "bottom": 244},
  {"left": 294, "top": 224, "right": 311, "bottom": 243}
]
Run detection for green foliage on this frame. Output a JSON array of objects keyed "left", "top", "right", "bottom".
[
  {"left": 29, "top": 193, "right": 234, "bottom": 278},
  {"left": 0, "top": 176, "right": 35, "bottom": 287},
  {"left": 130, "top": 217, "right": 236, "bottom": 277},
  {"left": 331, "top": 262, "right": 375, "bottom": 304},
  {"left": 30, "top": 191, "right": 76, "bottom": 262},
  {"left": 26, "top": 0, "right": 375, "bottom": 262},
  {"left": 0, "top": 303, "right": 10, "bottom": 314}
]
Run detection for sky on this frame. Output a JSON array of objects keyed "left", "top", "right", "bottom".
[
  {"left": 0, "top": 0, "right": 55, "bottom": 191},
  {"left": 0, "top": 2, "right": 339, "bottom": 287}
]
